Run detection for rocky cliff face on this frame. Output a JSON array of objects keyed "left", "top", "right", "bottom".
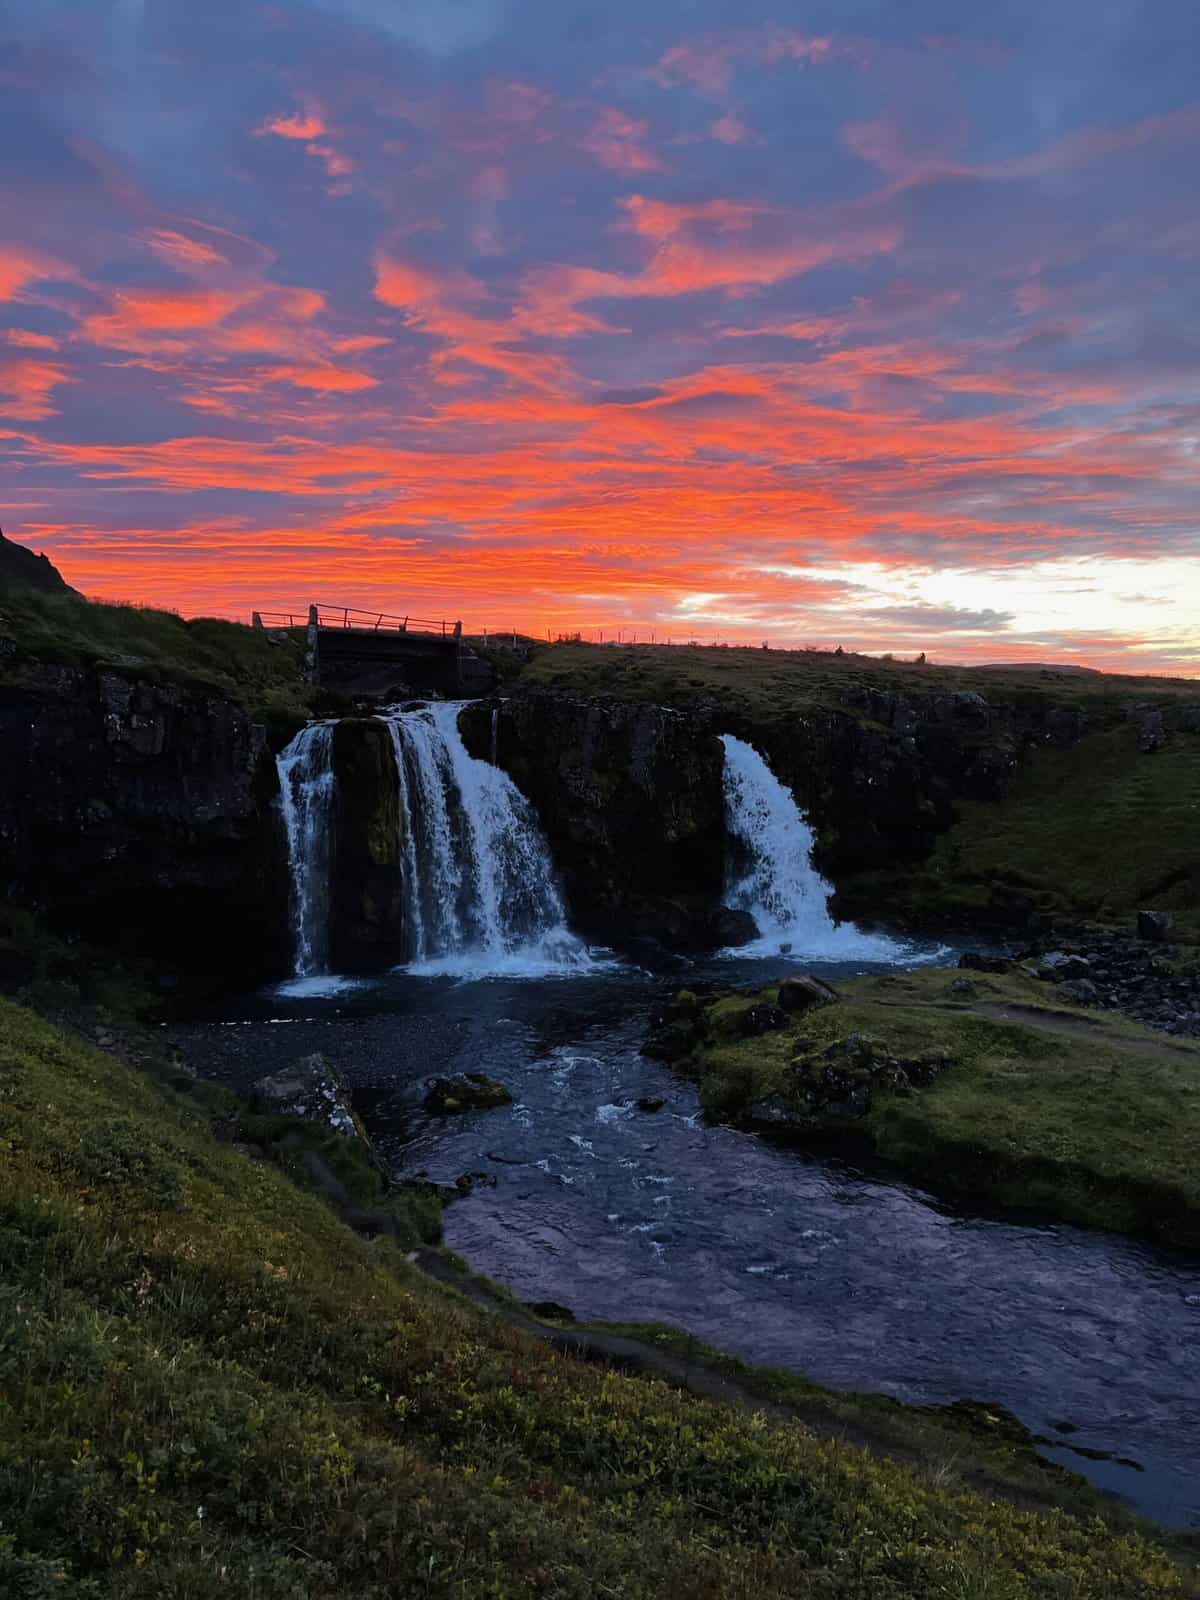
[
  {"left": 460, "top": 695, "right": 728, "bottom": 947},
  {"left": 0, "top": 661, "right": 286, "bottom": 983},
  {"left": 459, "top": 683, "right": 1137, "bottom": 944},
  {"left": 330, "top": 718, "right": 403, "bottom": 968}
]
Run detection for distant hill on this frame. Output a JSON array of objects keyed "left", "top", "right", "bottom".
[
  {"left": 0, "top": 527, "right": 83, "bottom": 598},
  {"left": 975, "top": 661, "right": 1101, "bottom": 675}
]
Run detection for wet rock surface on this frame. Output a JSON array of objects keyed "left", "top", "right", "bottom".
[
  {"left": 423, "top": 1072, "right": 515, "bottom": 1114},
  {"left": 253, "top": 1051, "right": 365, "bottom": 1140},
  {"left": 460, "top": 692, "right": 726, "bottom": 948}
]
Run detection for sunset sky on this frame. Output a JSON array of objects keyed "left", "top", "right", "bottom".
[{"left": 2, "top": 1, "right": 1198, "bottom": 670}]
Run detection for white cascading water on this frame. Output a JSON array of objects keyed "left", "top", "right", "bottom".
[
  {"left": 721, "top": 734, "right": 902, "bottom": 960},
  {"left": 385, "top": 701, "right": 593, "bottom": 976},
  {"left": 275, "top": 722, "right": 338, "bottom": 985}
]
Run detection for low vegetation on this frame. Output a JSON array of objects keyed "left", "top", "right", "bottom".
[
  {"left": 0, "top": 587, "right": 313, "bottom": 727},
  {"left": 840, "top": 725, "right": 1200, "bottom": 940},
  {"left": 675, "top": 967, "right": 1200, "bottom": 1245},
  {"left": 522, "top": 640, "right": 1198, "bottom": 722},
  {"left": 1, "top": 996, "right": 1194, "bottom": 1597}
]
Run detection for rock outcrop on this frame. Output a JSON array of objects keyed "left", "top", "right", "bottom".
[
  {"left": 330, "top": 718, "right": 404, "bottom": 968},
  {"left": 0, "top": 660, "right": 286, "bottom": 984},
  {"left": 461, "top": 694, "right": 726, "bottom": 947},
  {"left": 0, "top": 527, "right": 83, "bottom": 598}
]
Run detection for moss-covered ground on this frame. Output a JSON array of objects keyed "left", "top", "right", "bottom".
[
  {"left": 0, "top": 587, "right": 314, "bottom": 729},
  {"left": 2, "top": 995, "right": 1195, "bottom": 1597},
  {"left": 683, "top": 967, "right": 1200, "bottom": 1246}
]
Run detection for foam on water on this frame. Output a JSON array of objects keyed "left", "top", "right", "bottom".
[{"left": 720, "top": 733, "right": 915, "bottom": 961}]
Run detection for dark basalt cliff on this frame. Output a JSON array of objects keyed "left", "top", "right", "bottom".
[
  {"left": 460, "top": 695, "right": 729, "bottom": 948},
  {"left": 330, "top": 718, "right": 404, "bottom": 968},
  {"left": 459, "top": 683, "right": 1137, "bottom": 944},
  {"left": 0, "top": 661, "right": 287, "bottom": 984}
]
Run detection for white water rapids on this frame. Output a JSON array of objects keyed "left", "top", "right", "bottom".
[{"left": 720, "top": 734, "right": 904, "bottom": 960}]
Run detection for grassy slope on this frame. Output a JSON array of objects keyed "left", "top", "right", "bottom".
[
  {"left": 846, "top": 725, "right": 1200, "bottom": 939},
  {"left": 0, "top": 588, "right": 312, "bottom": 729},
  {"left": 1, "top": 998, "right": 1192, "bottom": 1599},
  {"left": 519, "top": 641, "right": 1199, "bottom": 720},
  {"left": 516, "top": 643, "right": 1200, "bottom": 934},
  {"left": 687, "top": 968, "right": 1200, "bottom": 1244}
]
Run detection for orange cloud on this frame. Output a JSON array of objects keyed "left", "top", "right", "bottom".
[
  {"left": 0, "top": 357, "right": 72, "bottom": 419},
  {"left": 256, "top": 106, "right": 327, "bottom": 141},
  {"left": 0, "top": 247, "right": 72, "bottom": 302},
  {"left": 265, "top": 363, "right": 378, "bottom": 392},
  {"left": 4, "top": 329, "right": 59, "bottom": 350}
]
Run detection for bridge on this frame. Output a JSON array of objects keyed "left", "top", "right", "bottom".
[{"left": 253, "top": 604, "right": 492, "bottom": 699}]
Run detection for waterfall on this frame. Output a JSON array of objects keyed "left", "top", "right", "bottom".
[
  {"left": 385, "top": 701, "right": 592, "bottom": 976},
  {"left": 721, "top": 734, "right": 902, "bottom": 960},
  {"left": 276, "top": 723, "right": 337, "bottom": 981}
]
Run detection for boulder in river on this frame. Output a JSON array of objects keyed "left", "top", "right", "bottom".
[{"left": 424, "top": 1073, "right": 513, "bottom": 1114}]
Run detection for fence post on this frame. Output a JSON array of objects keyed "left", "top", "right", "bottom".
[
  {"left": 304, "top": 606, "right": 319, "bottom": 685},
  {"left": 252, "top": 611, "right": 264, "bottom": 631},
  {"left": 399, "top": 616, "right": 408, "bottom": 634},
  {"left": 452, "top": 620, "right": 462, "bottom": 640}
]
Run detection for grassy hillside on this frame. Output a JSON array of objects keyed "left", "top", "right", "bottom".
[
  {"left": 678, "top": 967, "right": 1200, "bottom": 1244},
  {"left": 0, "top": 587, "right": 312, "bottom": 727},
  {"left": 1, "top": 997, "right": 1193, "bottom": 1597},
  {"left": 841, "top": 726, "right": 1200, "bottom": 939}
]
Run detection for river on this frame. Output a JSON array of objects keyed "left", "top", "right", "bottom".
[{"left": 173, "top": 950, "right": 1200, "bottom": 1531}]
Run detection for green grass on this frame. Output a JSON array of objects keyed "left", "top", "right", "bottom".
[
  {"left": 521, "top": 641, "right": 1199, "bottom": 722},
  {"left": 1, "top": 997, "right": 1194, "bottom": 1597},
  {"left": 840, "top": 725, "right": 1200, "bottom": 939},
  {"left": 0, "top": 588, "right": 313, "bottom": 729},
  {"left": 0, "top": 901, "right": 160, "bottom": 1023},
  {"left": 684, "top": 967, "right": 1200, "bottom": 1245}
]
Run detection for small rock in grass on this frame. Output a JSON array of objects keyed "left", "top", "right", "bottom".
[
  {"left": 1137, "top": 909, "right": 1174, "bottom": 943},
  {"left": 1036, "top": 952, "right": 1092, "bottom": 982},
  {"left": 1060, "top": 978, "right": 1100, "bottom": 1006},
  {"left": 777, "top": 974, "right": 840, "bottom": 1013}
]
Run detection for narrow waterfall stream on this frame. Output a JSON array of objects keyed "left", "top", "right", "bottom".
[
  {"left": 275, "top": 722, "right": 336, "bottom": 983},
  {"left": 721, "top": 734, "right": 906, "bottom": 959},
  {"left": 384, "top": 701, "right": 593, "bottom": 976}
]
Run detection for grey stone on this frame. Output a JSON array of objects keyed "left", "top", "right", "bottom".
[
  {"left": 253, "top": 1053, "right": 362, "bottom": 1140},
  {"left": 777, "top": 973, "right": 840, "bottom": 1013},
  {"left": 1137, "top": 910, "right": 1174, "bottom": 942}
]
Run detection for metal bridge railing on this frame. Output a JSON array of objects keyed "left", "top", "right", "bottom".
[{"left": 253, "top": 605, "right": 461, "bottom": 637}]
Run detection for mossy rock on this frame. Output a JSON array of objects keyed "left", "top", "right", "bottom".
[{"left": 423, "top": 1072, "right": 513, "bottom": 1114}]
